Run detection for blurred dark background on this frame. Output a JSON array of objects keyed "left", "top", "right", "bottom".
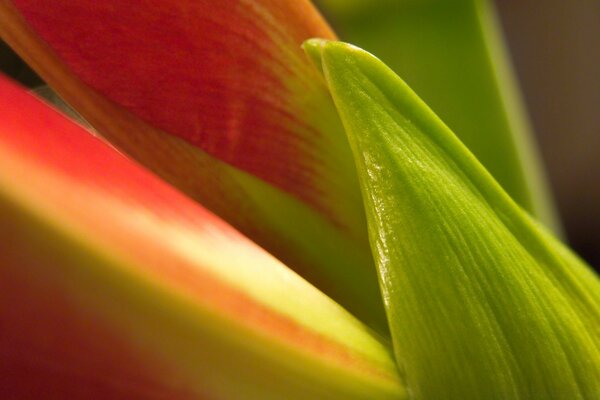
[
  {"left": 1, "top": 1, "right": 598, "bottom": 269},
  {"left": 496, "top": 1, "right": 600, "bottom": 269}
]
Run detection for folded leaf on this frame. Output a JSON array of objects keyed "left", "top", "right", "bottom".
[
  {"left": 306, "top": 40, "right": 600, "bottom": 399},
  {"left": 0, "top": 0, "right": 387, "bottom": 332},
  {"left": 0, "top": 75, "right": 405, "bottom": 399},
  {"left": 315, "top": 0, "right": 561, "bottom": 234}
]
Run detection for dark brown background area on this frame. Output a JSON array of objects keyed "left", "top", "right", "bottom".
[
  {"left": 496, "top": 1, "right": 600, "bottom": 269},
  {"left": 1, "top": 1, "right": 598, "bottom": 269}
]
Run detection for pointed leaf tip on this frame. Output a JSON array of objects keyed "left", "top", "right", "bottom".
[
  {"left": 302, "top": 38, "right": 327, "bottom": 74},
  {"left": 315, "top": 42, "right": 600, "bottom": 399},
  {"left": 313, "top": 0, "right": 562, "bottom": 235}
]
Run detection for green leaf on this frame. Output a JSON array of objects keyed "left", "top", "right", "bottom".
[
  {"left": 305, "top": 39, "right": 600, "bottom": 399},
  {"left": 314, "top": 0, "right": 561, "bottom": 234}
]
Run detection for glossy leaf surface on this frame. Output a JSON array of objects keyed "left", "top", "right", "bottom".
[
  {"left": 315, "top": 0, "right": 561, "bottom": 233},
  {"left": 306, "top": 39, "right": 600, "bottom": 399}
]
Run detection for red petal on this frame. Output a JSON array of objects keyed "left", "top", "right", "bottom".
[
  {"left": 0, "top": 75, "right": 402, "bottom": 398},
  {"left": 6, "top": 0, "right": 335, "bottom": 207},
  {"left": 0, "top": 0, "right": 387, "bottom": 332}
]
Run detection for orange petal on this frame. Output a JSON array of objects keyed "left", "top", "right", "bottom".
[
  {"left": 0, "top": 0, "right": 386, "bottom": 331},
  {"left": 0, "top": 75, "right": 403, "bottom": 399}
]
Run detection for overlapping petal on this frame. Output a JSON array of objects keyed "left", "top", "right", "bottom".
[
  {"left": 0, "top": 0, "right": 387, "bottom": 331},
  {"left": 0, "top": 76, "right": 405, "bottom": 399}
]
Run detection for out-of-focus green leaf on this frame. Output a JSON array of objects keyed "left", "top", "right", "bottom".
[
  {"left": 305, "top": 39, "right": 600, "bottom": 399},
  {"left": 315, "top": 0, "right": 561, "bottom": 234}
]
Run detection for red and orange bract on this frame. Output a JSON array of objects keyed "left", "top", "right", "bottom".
[
  {"left": 0, "top": 1, "right": 385, "bottom": 330},
  {"left": 6, "top": 0, "right": 336, "bottom": 209},
  {"left": 1, "top": 254, "right": 197, "bottom": 400},
  {"left": 0, "top": 75, "right": 402, "bottom": 399}
]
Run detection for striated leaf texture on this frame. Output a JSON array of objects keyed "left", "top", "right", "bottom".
[
  {"left": 305, "top": 39, "right": 600, "bottom": 399},
  {"left": 314, "top": 0, "right": 561, "bottom": 234},
  {"left": 0, "top": 75, "right": 405, "bottom": 399}
]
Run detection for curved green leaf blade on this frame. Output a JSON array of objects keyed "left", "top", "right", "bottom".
[
  {"left": 306, "top": 39, "right": 600, "bottom": 399},
  {"left": 315, "top": 0, "right": 561, "bottom": 234}
]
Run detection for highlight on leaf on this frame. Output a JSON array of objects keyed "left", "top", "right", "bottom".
[
  {"left": 314, "top": 0, "right": 561, "bottom": 235},
  {"left": 304, "top": 39, "right": 600, "bottom": 400},
  {"left": 0, "top": 75, "right": 405, "bottom": 399}
]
